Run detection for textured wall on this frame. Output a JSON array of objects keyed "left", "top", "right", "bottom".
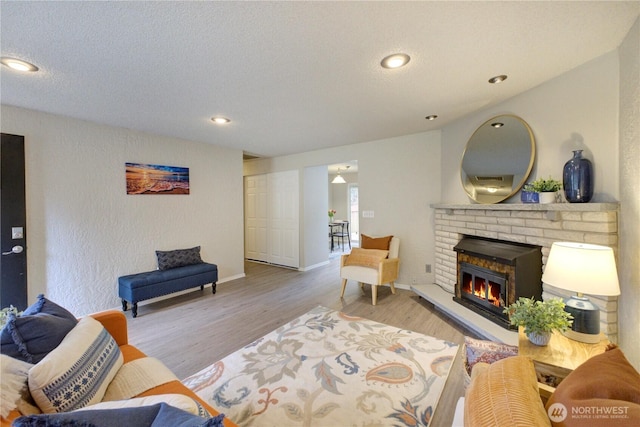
[
  {"left": 618, "top": 18, "right": 640, "bottom": 369},
  {"left": 1, "top": 106, "right": 245, "bottom": 316}
]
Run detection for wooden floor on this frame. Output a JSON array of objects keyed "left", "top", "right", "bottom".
[{"left": 127, "top": 258, "right": 478, "bottom": 427}]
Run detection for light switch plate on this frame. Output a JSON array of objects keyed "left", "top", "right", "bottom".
[{"left": 12, "top": 227, "right": 24, "bottom": 239}]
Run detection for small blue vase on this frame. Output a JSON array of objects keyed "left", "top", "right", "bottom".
[
  {"left": 520, "top": 191, "right": 539, "bottom": 204},
  {"left": 563, "top": 150, "right": 593, "bottom": 203}
]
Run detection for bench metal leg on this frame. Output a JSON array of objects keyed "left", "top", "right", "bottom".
[
  {"left": 132, "top": 303, "right": 138, "bottom": 318},
  {"left": 200, "top": 285, "right": 204, "bottom": 291},
  {"left": 212, "top": 283, "right": 217, "bottom": 294},
  {"left": 121, "top": 299, "right": 128, "bottom": 312}
]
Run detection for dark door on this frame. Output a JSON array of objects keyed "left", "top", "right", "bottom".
[{"left": 1, "top": 133, "right": 28, "bottom": 309}]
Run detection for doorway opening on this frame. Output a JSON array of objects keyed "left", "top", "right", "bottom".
[{"left": 328, "top": 161, "right": 358, "bottom": 251}]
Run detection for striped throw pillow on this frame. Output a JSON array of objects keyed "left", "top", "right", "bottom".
[{"left": 29, "top": 316, "right": 123, "bottom": 413}]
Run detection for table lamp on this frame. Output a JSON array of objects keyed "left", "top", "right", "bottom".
[{"left": 541, "top": 242, "right": 620, "bottom": 343}]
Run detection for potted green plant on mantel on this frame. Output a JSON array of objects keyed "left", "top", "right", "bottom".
[
  {"left": 504, "top": 297, "right": 573, "bottom": 346},
  {"left": 523, "top": 177, "right": 562, "bottom": 204}
]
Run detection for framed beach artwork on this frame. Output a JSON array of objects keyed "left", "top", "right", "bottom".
[{"left": 125, "top": 163, "right": 190, "bottom": 195}]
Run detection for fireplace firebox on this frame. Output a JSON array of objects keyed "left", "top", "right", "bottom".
[
  {"left": 460, "top": 263, "right": 507, "bottom": 314},
  {"left": 453, "top": 236, "right": 542, "bottom": 329}
]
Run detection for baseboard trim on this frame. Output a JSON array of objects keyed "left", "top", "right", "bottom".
[
  {"left": 299, "top": 261, "right": 330, "bottom": 271},
  {"left": 218, "top": 273, "right": 246, "bottom": 284}
]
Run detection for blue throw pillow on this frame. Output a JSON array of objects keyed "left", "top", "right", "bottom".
[
  {"left": 12, "top": 403, "right": 226, "bottom": 427},
  {"left": 156, "top": 246, "right": 203, "bottom": 271},
  {"left": 0, "top": 294, "right": 78, "bottom": 363},
  {"left": 151, "top": 404, "right": 225, "bottom": 427}
]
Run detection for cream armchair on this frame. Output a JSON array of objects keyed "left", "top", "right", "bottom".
[{"left": 340, "top": 236, "right": 400, "bottom": 305}]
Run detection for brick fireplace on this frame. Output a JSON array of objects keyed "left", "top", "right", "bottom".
[{"left": 432, "top": 203, "right": 619, "bottom": 342}]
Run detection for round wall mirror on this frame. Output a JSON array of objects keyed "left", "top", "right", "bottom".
[{"left": 460, "top": 115, "right": 535, "bottom": 204}]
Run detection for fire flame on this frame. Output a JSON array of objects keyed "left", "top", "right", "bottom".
[{"left": 463, "top": 278, "right": 503, "bottom": 307}]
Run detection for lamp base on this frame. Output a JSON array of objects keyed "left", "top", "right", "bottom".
[
  {"left": 561, "top": 328, "right": 602, "bottom": 344},
  {"left": 563, "top": 295, "right": 601, "bottom": 343}
]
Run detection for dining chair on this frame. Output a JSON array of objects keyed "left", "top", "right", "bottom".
[{"left": 331, "top": 221, "right": 351, "bottom": 251}]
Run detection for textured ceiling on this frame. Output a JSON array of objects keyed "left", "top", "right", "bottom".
[{"left": 1, "top": 1, "right": 638, "bottom": 158}]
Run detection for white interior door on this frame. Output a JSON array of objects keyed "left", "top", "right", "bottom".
[
  {"left": 268, "top": 170, "right": 299, "bottom": 268},
  {"left": 244, "top": 170, "right": 299, "bottom": 268},
  {"left": 244, "top": 175, "right": 268, "bottom": 262}
]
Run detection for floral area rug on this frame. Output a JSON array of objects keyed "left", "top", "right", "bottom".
[{"left": 183, "top": 306, "right": 458, "bottom": 427}]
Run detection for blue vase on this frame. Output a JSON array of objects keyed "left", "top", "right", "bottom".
[
  {"left": 563, "top": 150, "right": 593, "bottom": 203},
  {"left": 520, "top": 191, "right": 539, "bottom": 204}
]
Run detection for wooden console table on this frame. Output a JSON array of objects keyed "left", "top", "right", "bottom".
[{"left": 518, "top": 327, "right": 609, "bottom": 400}]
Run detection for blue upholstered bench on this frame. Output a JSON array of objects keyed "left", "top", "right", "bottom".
[{"left": 118, "top": 262, "right": 218, "bottom": 317}]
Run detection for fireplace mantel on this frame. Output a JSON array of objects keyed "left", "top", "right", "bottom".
[
  {"left": 431, "top": 202, "right": 619, "bottom": 212},
  {"left": 426, "top": 202, "right": 620, "bottom": 342}
]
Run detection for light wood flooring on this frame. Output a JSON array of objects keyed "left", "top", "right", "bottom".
[{"left": 127, "top": 258, "right": 478, "bottom": 427}]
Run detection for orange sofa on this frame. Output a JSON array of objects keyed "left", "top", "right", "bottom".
[{"left": 2, "top": 310, "right": 236, "bottom": 427}]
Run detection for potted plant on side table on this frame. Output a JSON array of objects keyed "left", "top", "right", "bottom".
[{"left": 504, "top": 297, "right": 573, "bottom": 346}]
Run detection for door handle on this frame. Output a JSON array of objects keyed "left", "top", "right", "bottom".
[{"left": 2, "top": 245, "right": 23, "bottom": 255}]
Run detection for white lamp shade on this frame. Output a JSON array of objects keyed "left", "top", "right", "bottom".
[{"left": 542, "top": 242, "right": 620, "bottom": 296}]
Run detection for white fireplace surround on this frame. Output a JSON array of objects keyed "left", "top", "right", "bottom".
[{"left": 431, "top": 203, "right": 619, "bottom": 343}]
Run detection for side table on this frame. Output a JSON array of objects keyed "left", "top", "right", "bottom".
[{"left": 518, "top": 327, "right": 609, "bottom": 401}]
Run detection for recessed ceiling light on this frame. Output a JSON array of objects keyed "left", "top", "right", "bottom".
[
  {"left": 381, "top": 53, "right": 410, "bottom": 69},
  {"left": 425, "top": 115, "right": 438, "bottom": 121},
  {"left": 491, "top": 122, "right": 504, "bottom": 128},
  {"left": 0, "top": 57, "right": 39, "bottom": 72},
  {"left": 211, "top": 117, "right": 230, "bottom": 124},
  {"left": 488, "top": 75, "right": 508, "bottom": 84}
]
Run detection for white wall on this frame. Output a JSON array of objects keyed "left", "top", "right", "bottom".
[
  {"left": 1, "top": 106, "right": 245, "bottom": 316},
  {"left": 303, "top": 166, "right": 329, "bottom": 269},
  {"left": 441, "top": 50, "right": 621, "bottom": 204},
  {"left": 618, "top": 17, "right": 640, "bottom": 370},
  {"left": 245, "top": 131, "right": 442, "bottom": 286}
]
